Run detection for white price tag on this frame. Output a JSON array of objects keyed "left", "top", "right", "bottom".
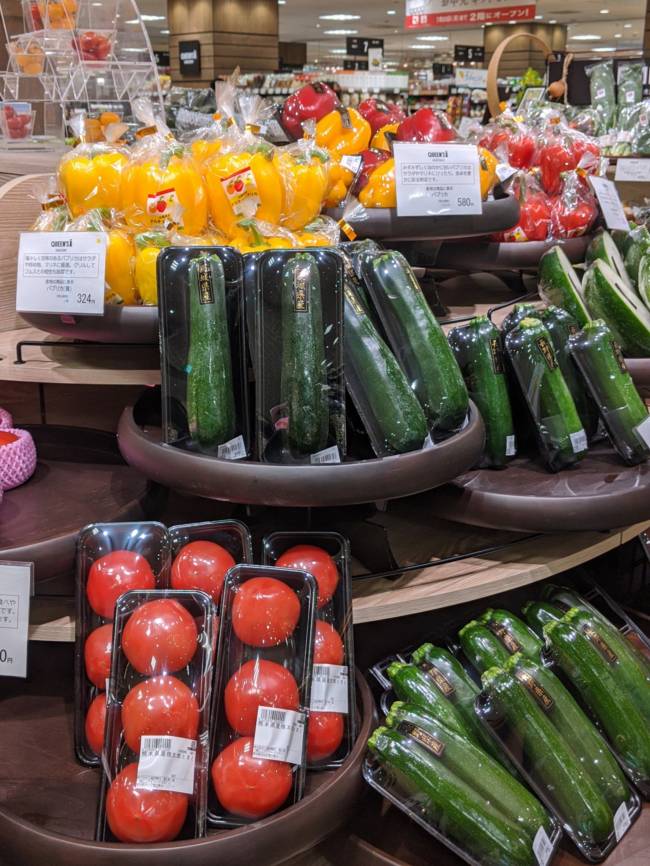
[
  {"left": 136, "top": 735, "right": 197, "bottom": 795},
  {"left": 635, "top": 414, "right": 650, "bottom": 447},
  {"left": 310, "top": 445, "right": 341, "bottom": 465},
  {"left": 614, "top": 801, "right": 631, "bottom": 841},
  {"left": 17, "top": 232, "right": 107, "bottom": 316},
  {"left": 615, "top": 159, "right": 650, "bottom": 183},
  {"left": 506, "top": 434, "right": 516, "bottom": 457},
  {"left": 253, "top": 706, "right": 306, "bottom": 765},
  {"left": 310, "top": 664, "right": 349, "bottom": 714},
  {"left": 589, "top": 177, "right": 629, "bottom": 232},
  {"left": 496, "top": 163, "right": 518, "bottom": 184},
  {"left": 340, "top": 154, "right": 363, "bottom": 173},
  {"left": 457, "top": 116, "right": 476, "bottom": 139},
  {"left": 393, "top": 142, "right": 482, "bottom": 217},
  {"left": 570, "top": 429, "right": 588, "bottom": 454},
  {"left": 217, "top": 435, "right": 247, "bottom": 461},
  {"left": 0, "top": 561, "right": 32, "bottom": 678},
  {"left": 533, "top": 825, "right": 554, "bottom": 866}
]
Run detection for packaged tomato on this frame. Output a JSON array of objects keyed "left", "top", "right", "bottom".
[
  {"left": 263, "top": 532, "right": 356, "bottom": 770},
  {"left": 208, "top": 564, "right": 317, "bottom": 826},
  {"left": 97, "top": 589, "right": 216, "bottom": 843},
  {"left": 74, "top": 522, "right": 171, "bottom": 767},
  {"left": 550, "top": 173, "right": 598, "bottom": 239}
]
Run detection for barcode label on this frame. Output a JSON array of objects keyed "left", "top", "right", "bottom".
[
  {"left": 253, "top": 706, "right": 306, "bottom": 765},
  {"left": 341, "top": 155, "right": 362, "bottom": 173},
  {"left": 310, "top": 664, "right": 349, "bottom": 714},
  {"left": 614, "top": 801, "right": 631, "bottom": 841},
  {"left": 137, "top": 735, "right": 197, "bottom": 794},
  {"left": 635, "top": 414, "right": 650, "bottom": 447},
  {"left": 533, "top": 825, "right": 554, "bottom": 866},
  {"left": 506, "top": 434, "right": 516, "bottom": 457},
  {"left": 310, "top": 446, "right": 341, "bottom": 465},
  {"left": 218, "top": 435, "right": 247, "bottom": 460},
  {"left": 570, "top": 429, "right": 588, "bottom": 453}
]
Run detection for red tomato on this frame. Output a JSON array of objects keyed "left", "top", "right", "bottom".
[
  {"left": 85, "top": 692, "right": 107, "bottom": 755},
  {"left": 313, "top": 620, "right": 344, "bottom": 665},
  {"left": 84, "top": 623, "right": 113, "bottom": 689},
  {"left": 171, "top": 540, "right": 235, "bottom": 604},
  {"left": 275, "top": 545, "right": 340, "bottom": 608},
  {"left": 306, "top": 712, "right": 344, "bottom": 761},
  {"left": 225, "top": 659, "right": 299, "bottom": 736},
  {"left": 86, "top": 550, "right": 155, "bottom": 620},
  {"left": 121, "top": 675, "right": 199, "bottom": 753},
  {"left": 231, "top": 577, "right": 301, "bottom": 647},
  {"left": 106, "top": 763, "right": 188, "bottom": 843},
  {"left": 211, "top": 737, "right": 293, "bottom": 819},
  {"left": 121, "top": 599, "right": 198, "bottom": 675}
]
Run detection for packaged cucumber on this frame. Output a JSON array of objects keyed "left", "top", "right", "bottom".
[
  {"left": 458, "top": 620, "right": 513, "bottom": 674},
  {"left": 585, "top": 231, "right": 634, "bottom": 292},
  {"left": 158, "top": 246, "right": 249, "bottom": 458},
  {"left": 360, "top": 250, "right": 469, "bottom": 439},
  {"left": 505, "top": 317, "right": 588, "bottom": 472},
  {"left": 522, "top": 600, "right": 564, "bottom": 638},
  {"left": 254, "top": 249, "right": 345, "bottom": 464},
  {"left": 538, "top": 247, "right": 590, "bottom": 327},
  {"left": 582, "top": 259, "right": 650, "bottom": 357},
  {"left": 568, "top": 319, "right": 650, "bottom": 464},
  {"left": 617, "top": 62, "right": 644, "bottom": 108},
  {"left": 478, "top": 609, "right": 543, "bottom": 660},
  {"left": 448, "top": 316, "right": 515, "bottom": 467},
  {"left": 585, "top": 60, "right": 617, "bottom": 133}
]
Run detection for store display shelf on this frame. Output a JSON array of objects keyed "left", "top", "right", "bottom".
[
  {"left": 19, "top": 306, "right": 160, "bottom": 345},
  {"left": 326, "top": 194, "right": 519, "bottom": 242},
  {"left": 435, "top": 235, "right": 591, "bottom": 272},
  {"left": 116, "top": 403, "right": 485, "bottom": 508},
  {"left": 0, "top": 643, "right": 374, "bottom": 866},
  {"left": 0, "top": 425, "right": 161, "bottom": 594}
]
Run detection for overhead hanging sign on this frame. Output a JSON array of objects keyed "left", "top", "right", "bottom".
[
  {"left": 405, "top": 0, "right": 536, "bottom": 28},
  {"left": 179, "top": 40, "right": 201, "bottom": 76},
  {"left": 346, "top": 37, "right": 384, "bottom": 56},
  {"left": 454, "top": 45, "right": 485, "bottom": 63}
]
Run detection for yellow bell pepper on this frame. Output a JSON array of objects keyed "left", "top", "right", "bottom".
[
  {"left": 324, "top": 161, "right": 354, "bottom": 208},
  {"left": 316, "top": 108, "right": 371, "bottom": 159},
  {"left": 371, "top": 123, "right": 399, "bottom": 151},
  {"left": 58, "top": 148, "right": 128, "bottom": 216},
  {"left": 229, "top": 220, "right": 297, "bottom": 254},
  {"left": 204, "top": 148, "right": 283, "bottom": 239},
  {"left": 479, "top": 147, "right": 498, "bottom": 200},
  {"left": 276, "top": 148, "right": 329, "bottom": 232},
  {"left": 191, "top": 138, "right": 223, "bottom": 166},
  {"left": 105, "top": 228, "right": 137, "bottom": 305},
  {"left": 134, "top": 231, "right": 170, "bottom": 306},
  {"left": 121, "top": 146, "right": 208, "bottom": 237},
  {"left": 359, "top": 159, "right": 396, "bottom": 209}
]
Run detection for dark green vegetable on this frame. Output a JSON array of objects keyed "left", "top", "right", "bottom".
[
  {"left": 187, "top": 254, "right": 236, "bottom": 447},
  {"left": 479, "top": 609, "right": 543, "bottom": 659},
  {"left": 538, "top": 247, "right": 590, "bottom": 327},
  {"left": 458, "top": 620, "right": 512, "bottom": 674},
  {"left": 522, "top": 601, "right": 564, "bottom": 638},
  {"left": 500, "top": 303, "right": 540, "bottom": 336}
]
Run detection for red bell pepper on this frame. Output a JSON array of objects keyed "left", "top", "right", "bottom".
[
  {"left": 281, "top": 82, "right": 340, "bottom": 140},
  {"left": 396, "top": 108, "right": 457, "bottom": 143},
  {"left": 507, "top": 132, "right": 536, "bottom": 169},
  {"left": 352, "top": 148, "right": 391, "bottom": 194},
  {"left": 537, "top": 132, "right": 577, "bottom": 196},
  {"left": 550, "top": 173, "right": 598, "bottom": 238},
  {"left": 358, "top": 98, "right": 405, "bottom": 134},
  {"left": 499, "top": 173, "right": 552, "bottom": 242}
]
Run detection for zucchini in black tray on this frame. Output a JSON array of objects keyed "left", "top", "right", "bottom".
[
  {"left": 343, "top": 282, "right": 428, "bottom": 455},
  {"left": 280, "top": 252, "right": 329, "bottom": 456},
  {"left": 458, "top": 620, "right": 512, "bottom": 674},
  {"left": 448, "top": 316, "right": 515, "bottom": 467},
  {"left": 187, "top": 254, "right": 237, "bottom": 447},
  {"left": 361, "top": 250, "right": 468, "bottom": 437},
  {"left": 478, "top": 609, "right": 543, "bottom": 660},
  {"left": 505, "top": 317, "right": 587, "bottom": 472},
  {"left": 481, "top": 666, "right": 615, "bottom": 848},
  {"left": 568, "top": 319, "right": 650, "bottom": 465},
  {"left": 367, "top": 726, "right": 539, "bottom": 866},
  {"left": 500, "top": 303, "right": 540, "bottom": 336},
  {"left": 522, "top": 600, "right": 564, "bottom": 638}
]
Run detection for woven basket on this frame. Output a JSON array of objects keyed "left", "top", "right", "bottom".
[
  {"left": 487, "top": 32, "right": 555, "bottom": 118},
  {"left": 0, "top": 428, "right": 37, "bottom": 490}
]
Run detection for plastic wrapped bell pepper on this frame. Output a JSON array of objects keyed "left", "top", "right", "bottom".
[
  {"left": 359, "top": 158, "right": 396, "bottom": 209},
  {"left": 324, "top": 161, "right": 354, "bottom": 208},
  {"left": 371, "top": 123, "right": 399, "bottom": 151},
  {"left": 479, "top": 147, "right": 498, "bottom": 199},
  {"left": 105, "top": 228, "right": 137, "bottom": 305},
  {"left": 316, "top": 107, "right": 371, "bottom": 159},
  {"left": 229, "top": 219, "right": 298, "bottom": 253},
  {"left": 187, "top": 77, "right": 237, "bottom": 167},
  {"left": 294, "top": 215, "right": 340, "bottom": 248},
  {"left": 30, "top": 179, "right": 70, "bottom": 231},
  {"left": 358, "top": 98, "right": 405, "bottom": 134},
  {"left": 276, "top": 140, "right": 329, "bottom": 232},
  {"left": 281, "top": 82, "right": 340, "bottom": 140},
  {"left": 134, "top": 231, "right": 170, "bottom": 306}
]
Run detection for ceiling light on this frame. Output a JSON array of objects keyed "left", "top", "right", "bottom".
[
  {"left": 535, "top": 14, "right": 543, "bottom": 19},
  {"left": 549, "top": 19, "right": 557, "bottom": 24},
  {"left": 324, "top": 29, "right": 358, "bottom": 34},
  {"left": 593, "top": 46, "right": 615, "bottom": 52},
  {"left": 416, "top": 35, "right": 448, "bottom": 41},
  {"left": 125, "top": 14, "right": 165, "bottom": 22},
  {"left": 509, "top": 20, "right": 516, "bottom": 24},
  {"left": 600, "top": 8, "right": 609, "bottom": 12},
  {"left": 329, "top": 48, "right": 346, "bottom": 53},
  {"left": 319, "top": 13, "right": 360, "bottom": 20},
  {"left": 410, "top": 44, "right": 434, "bottom": 49},
  {"left": 624, "top": 23, "right": 632, "bottom": 28},
  {"left": 160, "top": 29, "right": 169, "bottom": 35},
  {"left": 387, "top": 9, "right": 396, "bottom": 14},
  {"left": 614, "top": 33, "right": 622, "bottom": 38},
  {"left": 570, "top": 34, "right": 602, "bottom": 41}
]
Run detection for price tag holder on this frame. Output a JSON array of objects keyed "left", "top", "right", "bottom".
[
  {"left": 253, "top": 706, "right": 306, "bottom": 765},
  {"left": 17, "top": 231, "right": 107, "bottom": 316},
  {"left": 614, "top": 159, "right": 650, "bottom": 183},
  {"left": 589, "top": 177, "right": 629, "bottom": 232},
  {"left": 137, "top": 735, "right": 197, "bottom": 794},
  {"left": 310, "top": 664, "right": 349, "bottom": 714},
  {"left": 0, "top": 561, "right": 33, "bottom": 678},
  {"left": 393, "top": 142, "right": 482, "bottom": 217}
]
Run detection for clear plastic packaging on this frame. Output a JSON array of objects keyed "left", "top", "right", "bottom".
[
  {"left": 97, "top": 589, "right": 216, "bottom": 843},
  {"left": 568, "top": 319, "right": 650, "bottom": 465},
  {"left": 492, "top": 172, "right": 552, "bottom": 243},
  {"left": 617, "top": 63, "right": 644, "bottom": 109},
  {"left": 254, "top": 248, "right": 346, "bottom": 464},
  {"left": 208, "top": 564, "right": 317, "bottom": 826},
  {"left": 0, "top": 101, "right": 34, "bottom": 141},
  {"left": 74, "top": 522, "right": 171, "bottom": 767},
  {"left": 549, "top": 173, "right": 598, "bottom": 240},
  {"left": 276, "top": 137, "right": 330, "bottom": 232},
  {"left": 262, "top": 531, "right": 356, "bottom": 768},
  {"left": 586, "top": 60, "right": 617, "bottom": 132},
  {"left": 158, "top": 246, "right": 250, "bottom": 459}
]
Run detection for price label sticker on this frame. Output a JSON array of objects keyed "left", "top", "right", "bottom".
[
  {"left": 393, "top": 142, "right": 482, "bottom": 217},
  {"left": 506, "top": 434, "right": 516, "bottom": 457},
  {"left": 340, "top": 154, "right": 363, "bottom": 173},
  {"left": 0, "top": 561, "right": 32, "bottom": 679},
  {"left": 589, "top": 176, "right": 629, "bottom": 232},
  {"left": 17, "top": 232, "right": 106, "bottom": 316},
  {"left": 615, "top": 159, "right": 650, "bottom": 183},
  {"left": 137, "top": 736, "right": 197, "bottom": 795},
  {"left": 217, "top": 435, "right": 247, "bottom": 461},
  {"left": 310, "top": 664, "right": 349, "bottom": 714},
  {"left": 533, "top": 825, "right": 554, "bottom": 866},
  {"left": 253, "top": 706, "right": 306, "bottom": 765},
  {"left": 570, "top": 429, "right": 588, "bottom": 454},
  {"left": 614, "top": 801, "right": 631, "bottom": 841},
  {"left": 310, "top": 445, "right": 341, "bottom": 465},
  {"left": 635, "top": 414, "right": 650, "bottom": 447}
]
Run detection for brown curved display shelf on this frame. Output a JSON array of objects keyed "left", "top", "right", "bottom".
[
  {"left": 19, "top": 306, "right": 160, "bottom": 345},
  {"left": 0, "top": 426, "right": 160, "bottom": 595},
  {"left": 116, "top": 403, "right": 485, "bottom": 508},
  {"left": 427, "top": 445, "right": 650, "bottom": 533},
  {"left": 0, "top": 643, "right": 374, "bottom": 866},
  {"left": 435, "top": 235, "right": 591, "bottom": 272}
]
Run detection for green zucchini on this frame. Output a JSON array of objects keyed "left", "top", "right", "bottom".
[
  {"left": 522, "top": 600, "right": 564, "bottom": 638},
  {"left": 343, "top": 282, "right": 428, "bottom": 455},
  {"left": 186, "top": 254, "right": 236, "bottom": 447},
  {"left": 538, "top": 247, "right": 590, "bottom": 327},
  {"left": 504, "top": 653, "right": 630, "bottom": 811},
  {"left": 479, "top": 609, "right": 543, "bottom": 659},
  {"left": 500, "top": 303, "right": 540, "bottom": 336},
  {"left": 586, "top": 231, "right": 634, "bottom": 291},
  {"left": 362, "top": 251, "right": 468, "bottom": 436},
  {"left": 544, "top": 619, "right": 650, "bottom": 781},
  {"left": 568, "top": 319, "right": 650, "bottom": 464},
  {"left": 367, "top": 726, "right": 536, "bottom": 866},
  {"left": 448, "top": 316, "right": 515, "bottom": 467},
  {"left": 482, "top": 666, "right": 614, "bottom": 845},
  {"left": 458, "top": 620, "right": 512, "bottom": 674},
  {"left": 280, "top": 253, "right": 328, "bottom": 455},
  {"left": 582, "top": 260, "right": 650, "bottom": 357},
  {"left": 638, "top": 254, "right": 650, "bottom": 309},
  {"left": 505, "top": 317, "right": 587, "bottom": 472},
  {"left": 623, "top": 225, "right": 650, "bottom": 289},
  {"left": 385, "top": 702, "right": 552, "bottom": 841},
  {"left": 538, "top": 306, "right": 599, "bottom": 441}
]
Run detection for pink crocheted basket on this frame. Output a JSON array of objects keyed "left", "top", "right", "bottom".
[
  {"left": 0, "top": 408, "right": 13, "bottom": 429},
  {"left": 0, "top": 428, "right": 37, "bottom": 490}
]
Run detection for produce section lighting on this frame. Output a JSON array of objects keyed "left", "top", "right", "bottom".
[
  {"left": 416, "top": 35, "right": 448, "bottom": 41},
  {"left": 614, "top": 33, "right": 622, "bottom": 38},
  {"left": 319, "top": 14, "right": 360, "bottom": 20},
  {"left": 387, "top": 9, "right": 396, "bottom": 13},
  {"left": 600, "top": 8, "right": 609, "bottom": 12},
  {"left": 329, "top": 48, "right": 346, "bottom": 53},
  {"left": 570, "top": 35, "right": 602, "bottom": 40},
  {"left": 535, "top": 14, "right": 543, "bottom": 19},
  {"left": 549, "top": 19, "right": 557, "bottom": 24},
  {"left": 125, "top": 15, "right": 165, "bottom": 22},
  {"left": 593, "top": 46, "right": 615, "bottom": 51},
  {"left": 410, "top": 44, "right": 435, "bottom": 49},
  {"left": 624, "top": 23, "right": 632, "bottom": 28},
  {"left": 324, "top": 29, "right": 358, "bottom": 34}
]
